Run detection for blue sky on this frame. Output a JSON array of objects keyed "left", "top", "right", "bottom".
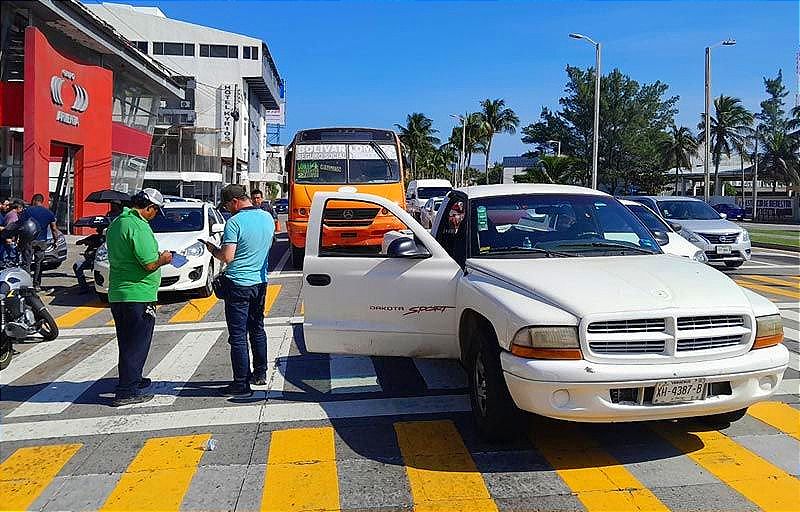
[{"left": 108, "top": 0, "right": 797, "bottom": 161}]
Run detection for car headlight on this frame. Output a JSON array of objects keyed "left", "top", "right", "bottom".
[
  {"left": 692, "top": 250, "right": 708, "bottom": 263},
  {"left": 740, "top": 230, "right": 750, "bottom": 243},
  {"left": 181, "top": 241, "right": 205, "bottom": 257},
  {"left": 753, "top": 314, "right": 783, "bottom": 349},
  {"left": 95, "top": 244, "right": 108, "bottom": 262},
  {"left": 681, "top": 230, "right": 707, "bottom": 245},
  {"left": 510, "top": 326, "right": 582, "bottom": 360}
]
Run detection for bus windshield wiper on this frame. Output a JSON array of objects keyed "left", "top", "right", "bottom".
[{"left": 368, "top": 141, "right": 392, "bottom": 169}]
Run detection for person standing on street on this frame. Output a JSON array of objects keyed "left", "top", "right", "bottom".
[
  {"left": 204, "top": 184, "right": 274, "bottom": 397},
  {"left": 106, "top": 188, "right": 172, "bottom": 406},
  {"left": 19, "top": 194, "right": 61, "bottom": 289}
]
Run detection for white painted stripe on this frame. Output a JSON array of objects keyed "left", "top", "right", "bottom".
[
  {"left": 120, "top": 330, "right": 222, "bottom": 409},
  {"left": 780, "top": 310, "right": 800, "bottom": 323},
  {"left": 777, "top": 303, "right": 800, "bottom": 309},
  {"left": 329, "top": 355, "right": 381, "bottom": 393},
  {"left": 58, "top": 316, "right": 299, "bottom": 337},
  {"left": 0, "top": 394, "right": 472, "bottom": 442},
  {"left": 788, "top": 351, "right": 799, "bottom": 372},
  {"left": 271, "top": 246, "right": 291, "bottom": 274},
  {"left": 267, "top": 271, "right": 303, "bottom": 279},
  {"left": 742, "top": 260, "right": 774, "bottom": 267},
  {"left": 785, "top": 326, "right": 799, "bottom": 343},
  {"left": 0, "top": 338, "right": 81, "bottom": 385},
  {"left": 413, "top": 359, "right": 468, "bottom": 390},
  {"left": 751, "top": 247, "right": 800, "bottom": 256},
  {"left": 777, "top": 378, "right": 799, "bottom": 395},
  {"left": 6, "top": 339, "right": 118, "bottom": 418},
  {"left": 739, "top": 265, "right": 800, "bottom": 270},
  {"left": 266, "top": 325, "right": 292, "bottom": 398}
]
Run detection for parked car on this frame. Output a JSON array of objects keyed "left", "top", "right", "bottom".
[
  {"left": 419, "top": 197, "right": 444, "bottom": 229},
  {"left": 620, "top": 200, "right": 707, "bottom": 262},
  {"left": 303, "top": 185, "right": 788, "bottom": 441},
  {"left": 405, "top": 179, "right": 452, "bottom": 219},
  {"left": 40, "top": 230, "right": 68, "bottom": 271},
  {"left": 93, "top": 201, "right": 226, "bottom": 300},
  {"left": 712, "top": 202, "right": 747, "bottom": 221},
  {"left": 274, "top": 198, "right": 289, "bottom": 214},
  {"left": 625, "top": 196, "right": 751, "bottom": 268}
]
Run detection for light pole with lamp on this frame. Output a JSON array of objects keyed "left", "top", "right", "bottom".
[
  {"left": 704, "top": 39, "right": 736, "bottom": 201},
  {"left": 546, "top": 139, "right": 561, "bottom": 157},
  {"left": 569, "top": 33, "right": 601, "bottom": 189},
  {"left": 450, "top": 113, "right": 467, "bottom": 186}
]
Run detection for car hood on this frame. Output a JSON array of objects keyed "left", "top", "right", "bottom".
[
  {"left": 671, "top": 218, "right": 741, "bottom": 234},
  {"left": 466, "top": 255, "right": 750, "bottom": 318},
  {"left": 153, "top": 231, "right": 204, "bottom": 252}
]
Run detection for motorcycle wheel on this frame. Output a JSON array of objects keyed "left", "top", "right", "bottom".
[
  {"left": 36, "top": 308, "right": 59, "bottom": 341},
  {"left": 0, "top": 343, "right": 12, "bottom": 370}
]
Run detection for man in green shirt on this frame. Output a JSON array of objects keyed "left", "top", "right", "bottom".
[{"left": 106, "top": 188, "right": 172, "bottom": 406}]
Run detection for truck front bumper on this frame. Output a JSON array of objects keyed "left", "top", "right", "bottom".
[{"left": 500, "top": 344, "right": 789, "bottom": 422}]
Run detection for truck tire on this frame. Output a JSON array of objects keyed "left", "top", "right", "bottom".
[
  {"left": 291, "top": 245, "right": 304, "bottom": 270},
  {"left": 468, "top": 327, "right": 523, "bottom": 442},
  {"left": 697, "top": 407, "right": 748, "bottom": 425}
]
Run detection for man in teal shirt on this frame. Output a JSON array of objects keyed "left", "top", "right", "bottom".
[
  {"left": 106, "top": 188, "right": 172, "bottom": 406},
  {"left": 204, "top": 184, "right": 274, "bottom": 397}
]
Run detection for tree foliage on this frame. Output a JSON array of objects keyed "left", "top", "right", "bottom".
[
  {"left": 659, "top": 125, "right": 698, "bottom": 193},
  {"left": 477, "top": 99, "right": 519, "bottom": 185},
  {"left": 697, "top": 95, "right": 754, "bottom": 194}
]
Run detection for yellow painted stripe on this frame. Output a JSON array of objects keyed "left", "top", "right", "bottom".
[
  {"left": 394, "top": 420, "right": 497, "bottom": 512},
  {"left": 261, "top": 427, "right": 339, "bottom": 511},
  {"left": 748, "top": 401, "right": 800, "bottom": 440},
  {"left": 100, "top": 434, "right": 209, "bottom": 511},
  {"left": 299, "top": 301, "right": 304, "bottom": 316},
  {"left": 169, "top": 295, "right": 218, "bottom": 323},
  {"left": 654, "top": 423, "right": 800, "bottom": 511},
  {"left": 532, "top": 421, "right": 668, "bottom": 511},
  {"left": 740, "top": 275, "right": 800, "bottom": 290},
  {"left": 263, "top": 284, "right": 282, "bottom": 317},
  {"left": 0, "top": 443, "right": 82, "bottom": 511},
  {"left": 55, "top": 301, "right": 106, "bottom": 328},
  {"left": 737, "top": 279, "right": 800, "bottom": 300}
]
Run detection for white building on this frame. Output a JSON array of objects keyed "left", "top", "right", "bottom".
[{"left": 87, "top": 2, "right": 285, "bottom": 200}]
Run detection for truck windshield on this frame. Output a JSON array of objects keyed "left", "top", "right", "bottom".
[
  {"left": 418, "top": 187, "right": 451, "bottom": 199},
  {"left": 470, "top": 194, "right": 661, "bottom": 257},
  {"left": 295, "top": 143, "right": 400, "bottom": 184},
  {"left": 657, "top": 200, "right": 721, "bottom": 220}
]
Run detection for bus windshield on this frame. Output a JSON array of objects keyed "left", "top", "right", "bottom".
[{"left": 295, "top": 143, "right": 400, "bottom": 184}]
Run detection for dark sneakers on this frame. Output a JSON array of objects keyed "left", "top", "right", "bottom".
[
  {"left": 139, "top": 378, "right": 152, "bottom": 389},
  {"left": 219, "top": 383, "right": 253, "bottom": 397},
  {"left": 111, "top": 393, "right": 154, "bottom": 407},
  {"left": 250, "top": 374, "right": 267, "bottom": 386}
]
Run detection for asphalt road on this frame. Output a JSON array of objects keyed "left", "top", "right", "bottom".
[{"left": 1, "top": 236, "right": 798, "bottom": 511}]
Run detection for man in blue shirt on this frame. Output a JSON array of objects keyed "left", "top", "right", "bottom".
[
  {"left": 19, "top": 194, "right": 61, "bottom": 289},
  {"left": 204, "top": 184, "right": 274, "bottom": 397}
]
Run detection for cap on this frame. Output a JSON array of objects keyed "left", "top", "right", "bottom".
[
  {"left": 140, "top": 188, "right": 165, "bottom": 208},
  {"left": 221, "top": 184, "right": 248, "bottom": 203}
]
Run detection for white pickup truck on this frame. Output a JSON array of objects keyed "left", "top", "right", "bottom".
[{"left": 302, "top": 185, "right": 788, "bottom": 440}]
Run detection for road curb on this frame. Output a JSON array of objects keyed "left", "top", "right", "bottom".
[{"left": 752, "top": 242, "right": 800, "bottom": 253}]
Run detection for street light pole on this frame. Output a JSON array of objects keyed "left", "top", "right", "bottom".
[
  {"left": 752, "top": 131, "right": 759, "bottom": 221},
  {"left": 704, "top": 39, "right": 736, "bottom": 202},
  {"left": 546, "top": 139, "right": 561, "bottom": 157},
  {"left": 451, "top": 113, "right": 467, "bottom": 187},
  {"left": 569, "top": 33, "right": 600, "bottom": 189}
]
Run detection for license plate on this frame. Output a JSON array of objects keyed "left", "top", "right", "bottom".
[
  {"left": 716, "top": 245, "right": 732, "bottom": 255},
  {"left": 653, "top": 378, "right": 706, "bottom": 404}
]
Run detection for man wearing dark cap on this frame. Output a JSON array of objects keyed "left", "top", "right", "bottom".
[
  {"left": 204, "top": 184, "right": 274, "bottom": 397},
  {"left": 106, "top": 188, "right": 173, "bottom": 406}
]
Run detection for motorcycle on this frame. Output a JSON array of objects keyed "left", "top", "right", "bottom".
[{"left": 0, "top": 261, "right": 59, "bottom": 370}]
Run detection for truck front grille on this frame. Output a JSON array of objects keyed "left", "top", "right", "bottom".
[
  {"left": 587, "top": 319, "right": 666, "bottom": 334},
  {"left": 589, "top": 340, "right": 666, "bottom": 354},
  {"left": 677, "top": 335, "right": 742, "bottom": 351},
  {"left": 677, "top": 315, "right": 744, "bottom": 330}
]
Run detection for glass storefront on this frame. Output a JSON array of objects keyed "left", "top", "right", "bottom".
[{"left": 0, "top": 128, "right": 23, "bottom": 200}]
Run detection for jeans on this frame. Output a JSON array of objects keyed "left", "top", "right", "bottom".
[
  {"left": 73, "top": 258, "right": 92, "bottom": 289},
  {"left": 223, "top": 279, "right": 268, "bottom": 385},
  {"left": 110, "top": 302, "right": 156, "bottom": 397},
  {"left": 19, "top": 241, "right": 45, "bottom": 288}
]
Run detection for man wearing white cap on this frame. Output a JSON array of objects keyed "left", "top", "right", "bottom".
[{"left": 106, "top": 188, "right": 173, "bottom": 406}]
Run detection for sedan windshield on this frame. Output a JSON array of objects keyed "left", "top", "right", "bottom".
[
  {"left": 658, "top": 200, "right": 720, "bottom": 220},
  {"left": 295, "top": 143, "right": 400, "bottom": 184},
  {"left": 627, "top": 204, "right": 670, "bottom": 233},
  {"left": 150, "top": 208, "right": 205, "bottom": 233},
  {"left": 471, "top": 194, "right": 660, "bottom": 257}
]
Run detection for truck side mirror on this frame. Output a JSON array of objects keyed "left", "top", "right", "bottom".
[
  {"left": 386, "top": 237, "right": 431, "bottom": 259},
  {"left": 652, "top": 230, "right": 670, "bottom": 246},
  {"left": 668, "top": 221, "right": 682, "bottom": 232}
]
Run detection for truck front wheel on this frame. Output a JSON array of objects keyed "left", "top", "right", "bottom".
[{"left": 468, "top": 328, "right": 523, "bottom": 442}]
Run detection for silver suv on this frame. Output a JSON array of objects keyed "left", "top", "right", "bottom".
[{"left": 626, "top": 196, "right": 751, "bottom": 268}]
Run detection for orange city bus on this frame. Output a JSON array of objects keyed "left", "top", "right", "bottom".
[{"left": 285, "top": 127, "right": 407, "bottom": 267}]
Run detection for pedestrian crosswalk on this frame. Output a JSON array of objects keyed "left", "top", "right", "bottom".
[{"left": 1, "top": 410, "right": 798, "bottom": 512}]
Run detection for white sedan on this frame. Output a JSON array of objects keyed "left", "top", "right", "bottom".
[
  {"left": 419, "top": 197, "right": 444, "bottom": 229},
  {"left": 621, "top": 199, "right": 708, "bottom": 262},
  {"left": 94, "top": 201, "right": 225, "bottom": 300}
]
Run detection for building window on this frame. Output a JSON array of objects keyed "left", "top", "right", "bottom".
[
  {"left": 135, "top": 41, "right": 148, "bottom": 54},
  {"left": 243, "top": 46, "right": 250, "bottom": 59},
  {"left": 251, "top": 46, "right": 258, "bottom": 60},
  {"left": 228, "top": 45, "right": 238, "bottom": 58},
  {"left": 210, "top": 44, "right": 227, "bottom": 58},
  {"left": 153, "top": 42, "right": 195, "bottom": 56},
  {"left": 198, "top": 44, "right": 239, "bottom": 58},
  {"left": 199, "top": 44, "right": 209, "bottom": 57}
]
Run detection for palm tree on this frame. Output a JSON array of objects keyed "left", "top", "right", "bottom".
[
  {"left": 395, "top": 113, "right": 440, "bottom": 180},
  {"left": 659, "top": 125, "right": 698, "bottom": 195},
  {"left": 478, "top": 99, "right": 519, "bottom": 185},
  {"left": 515, "top": 155, "right": 578, "bottom": 184},
  {"left": 698, "top": 95, "right": 754, "bottom": 195}
]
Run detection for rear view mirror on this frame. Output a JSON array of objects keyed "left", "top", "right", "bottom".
[
  {"left": 652, "top": 230, "right": 670, "bottom": 247},
  {"left": 386, "top": 237, "right": 431, "bottom": 259},
  {"left": 668, "top": 221, "right": 682, "bottom": 232}
]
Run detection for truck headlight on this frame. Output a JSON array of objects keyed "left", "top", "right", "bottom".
[
  {"left": 692, "top": 250, "right": 708, "bottom": 263},
  {"left": 95, "top": 244, "right": 108, "bottom": 262},
  {"left": 181, "top": 241, "right": 205, "bottom": 257},
  {"left": 740, "top": 230, "right": 750, "bottom": 243},
  {"left": 511, "top": 326, "right": 582, "bottom": 360},
  {"left": 753, "top": 314, "right": 783, "bottom": 349}
]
